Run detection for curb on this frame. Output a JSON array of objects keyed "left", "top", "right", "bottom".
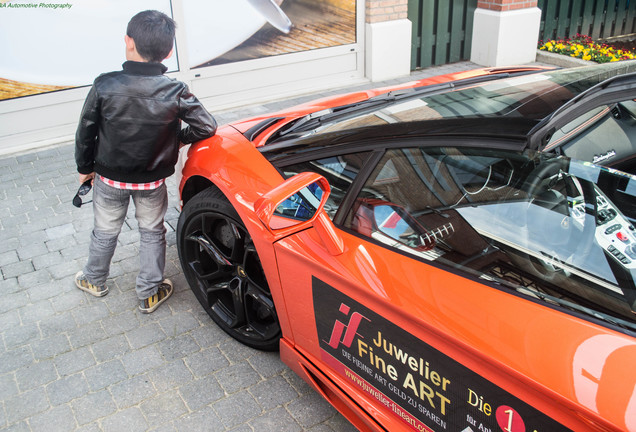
[{"left": 536, "top": 49, "right": 596, "bottom": 68}]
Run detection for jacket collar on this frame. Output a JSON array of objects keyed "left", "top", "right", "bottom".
[{"left": 122, "top": 61, "right": 168, "bottom": 76}]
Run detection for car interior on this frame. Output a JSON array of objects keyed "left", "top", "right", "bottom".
[
  {"left": 344, "top": 147, "right": 636, "bottom": 331},
  {"left": 546, "top": 100, "right": 636, "bottom": 175}
]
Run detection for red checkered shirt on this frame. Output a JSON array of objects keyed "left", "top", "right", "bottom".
[{"left": 99, "top": 175, "right": 165, "bottom": 190}]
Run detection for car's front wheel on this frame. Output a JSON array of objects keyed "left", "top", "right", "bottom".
[{"left": 177, "top": 187, "right": 281, "bottom": 351}]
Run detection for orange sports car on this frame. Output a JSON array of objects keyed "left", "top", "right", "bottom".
[{"left": 176, "top": 61, "right": 636, "bottom": 431}]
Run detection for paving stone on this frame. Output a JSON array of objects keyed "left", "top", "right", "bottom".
[
  {"left": 2, "top": 420, "right": 29, "bottom": 432},
  {"left": 126, "top": 323, "right": 168, "bottom": 350},
  {"left": 101, "top": 407, "right": 149, "bottom": 432},
  {"left": 249, "top": 407, "right": 302, "bottom": 432},
  {"left": 17, "top": 269, "right": 52, "bottom": 288},
  {"left": 45, "top": 223, "right": 75, "bottom": 240},
  {"left": 39, "top": 312, "right": 78, "bottom": 338},
  {"left": 0, "top": 215, "right": 27, "bottom": 230},
  {"left": 45, "top": 235, "right": 77, "bottom": 253},
  {"left": 173, "top": 406, "right": 224, "bottom": 432},
  {"left": 248, "top": 350, "right": 288, "bottom": 378},
  {"left": 0, "top": 372, "right": 19, "bottom": 400},
  {"left": 250, "top": 375, "right": 300, "bottom": 411},
  {"left": 121, "top": 345, "right": 164, "bottom": 376},
  {"left": 185, "top": 347, "right": 229, "bottom": 378},
  {"left": 215, "top": 362, "right": 262, "bottom": 395},
  {"left": 48, "top": 259, "right": 82, "bottom": 279},
  {"left": 227, "top": 425, "right": 253, "bottom": 432},
  {"left": 72, "top": 389, "right": 118, "bottom": 426},
  {"left": 157, "top": 334, "right": 200, "bottom": 362},
  {"left": 117, "top": 230, "right": 140, "bottom": 246},
  {"left": 217, "top": 338, "right": 256, "bottom": 364},
  {"left": 85, "top": 359, "right": 128, "bottom": 391},
  {"left": 67, "top": 321, "right": 108, "bottom": 349},
  {"left": 212, "top": 390, "right": 261, "bottom": 429},
  {"left": 27, "top": 279, "right": 69, "bottom": 302},
  {"left": 101, "top": 310, "right": 140, "bottom": 337},
  {"left": 0, "top": 277, "right": 20, "bottom": 295},
  {"left": 109, "top": 374, "right": 156, "bottom": 409},
  {"left": 18, "top": 299, "right": 55, "bottom": 323},
  {"left": 0, "top": 347, "right": 33, "bottom": 375},
  {"left": 31, "top": 333, "right": 72, "bottom": 360},
  {"left": 91, "top": 334, "right": 131, "bottom": 362},
  {"left": 2, "top": 260, "right": 35, "bottom": 279},
  {"left": 18, "top": 218, "right": 49, "bottom": 235},
  {"left": 28, "top": 404, "right": 78, "bottom": 432},
  {"left": 3, "top": 322, "right": 40, "bottom": 350},
  {"left": 140, "top": 391, "right": 188, "bottom": 429},
  {"left": 284, "top": 368, "right": 316, "bottom": 396},
  {"left": 147, "top": 359, "right": 194, "bottom": 393},
  {"left": 46, "top": 373, "right": 90, "bottom": 406},
  {"left": 50, "top": 289, "right": 87, "bottom": 313},
  {"left": 4, "top": 387, "right": 49, "bottom": 425},
  {"left": 72, "top": 301, "right": 110, "bottom": 326},
  {"left": 0, "top": 250, "right": 19, "bottom": 266},
  {"left": 0, "top": 309, "right": 20, "bottom": 332},
  {"left": 324, "top": 414, "right": 359, "bottom": 432},
  {"left": 0, "top": 237, "right": 19, "bottom": 254},
  {"left": 179, "top": 374, "right": 225, "bottom": 410},
  {"left": 15, "top": 359, "right": 58, "bottom": 392},
  {"left": 32, "top": 251, "right": 64, "bottom": 270},
  {"left": 10, "top": 201, "right": 37, "bottom": 217},
  {"left": 287, "top": 392, "right": 339, "bottom": 429},
  {"left": 16, "top": 153, "right": 38, "bottom": 163},
  {"left": 159, "top": 311, "right": 201, "bottom": 338},
  {"left": 0, "top": 292, "right": 29, "bottom": 320},
  {"left": 54, "top": 346, "right": 96, "bottom": 377}
]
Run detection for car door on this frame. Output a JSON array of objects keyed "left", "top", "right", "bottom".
[
  {"left": 267, "top": 141, "right": 636, "bottom": 432},
  {"left": 530, "top": 71, "right": 636, "bottom": 175}
]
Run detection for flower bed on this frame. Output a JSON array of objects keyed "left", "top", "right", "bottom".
[{"left": 538, "top": 34, "right": 636, "bottom": 63}]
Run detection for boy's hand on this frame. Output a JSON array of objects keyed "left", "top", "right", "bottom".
[{"left": 79, "top": 172, "right": 95, "bottom": 185}]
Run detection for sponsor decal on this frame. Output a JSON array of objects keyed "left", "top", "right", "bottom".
[{"left": 313, "top": 277, "right": 572, "bottom": 432}]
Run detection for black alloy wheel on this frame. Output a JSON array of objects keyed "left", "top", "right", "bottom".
[{"left": 177, "top": 187, "right": 281, "bottom": 351}]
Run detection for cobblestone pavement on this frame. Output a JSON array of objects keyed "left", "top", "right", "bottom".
[{"left": 0, "top": 61, "right": 544, "bottom": 431}]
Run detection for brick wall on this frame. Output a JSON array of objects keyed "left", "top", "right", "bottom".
[
  {"left": 366, "top": 0, "right": 408, "bottom": 23},
  {"left": 477, "top": 0, "right": 537, "bottom": 11}
]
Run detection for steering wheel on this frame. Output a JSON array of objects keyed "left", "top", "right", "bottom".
[{"left": 523, "top": 159, "right": 596, "bottom": 279}]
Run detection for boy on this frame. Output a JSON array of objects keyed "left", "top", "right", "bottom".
[{"left": 75, "top": 10, "right": 216, "bottom": 313}]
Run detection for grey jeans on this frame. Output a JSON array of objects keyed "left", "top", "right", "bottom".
[{"left": 83, "top": 177, "right": 168, "bottom": 300}]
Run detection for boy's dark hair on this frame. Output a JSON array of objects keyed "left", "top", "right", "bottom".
[{"left": 126, "top": 10, "right": 176, "bottom": 63}]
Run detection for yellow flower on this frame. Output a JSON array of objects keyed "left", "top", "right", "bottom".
[{"left": 582, "top": 54, "right": 592, "bottom": 61}]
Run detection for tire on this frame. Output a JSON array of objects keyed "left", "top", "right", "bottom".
[{"left": 177, "top": 187, "right": 281, "bottom": 351}]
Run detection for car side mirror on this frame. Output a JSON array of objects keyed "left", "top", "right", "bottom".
[{"left": 255, "top": 172, "right": 344, "bottom": 255}]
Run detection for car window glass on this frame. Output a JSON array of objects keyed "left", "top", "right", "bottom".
[
  {"left": 280, "top": 152, "right": 371, "bottom": 219},
  {"left": 274, "top": 183, "right": 323, "bottom": 222},
  {"left": 344, "top": 147, "right": 636, "bottom": 331},
  {"left": 544, "top": 100, "right": 636, "bottom": 175}
]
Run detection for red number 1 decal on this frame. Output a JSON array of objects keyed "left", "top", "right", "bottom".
[{"left": 496, "top": 405, "right": 526, "bottom": 432}]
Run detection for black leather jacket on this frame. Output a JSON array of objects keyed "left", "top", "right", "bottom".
[{"left": 75, "top": 61, "right": 217, "bottom": 183}]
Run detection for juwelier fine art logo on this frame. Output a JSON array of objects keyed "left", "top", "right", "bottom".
[{"left": 0, "top": 1, "right": 73, "bottom": 9}]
